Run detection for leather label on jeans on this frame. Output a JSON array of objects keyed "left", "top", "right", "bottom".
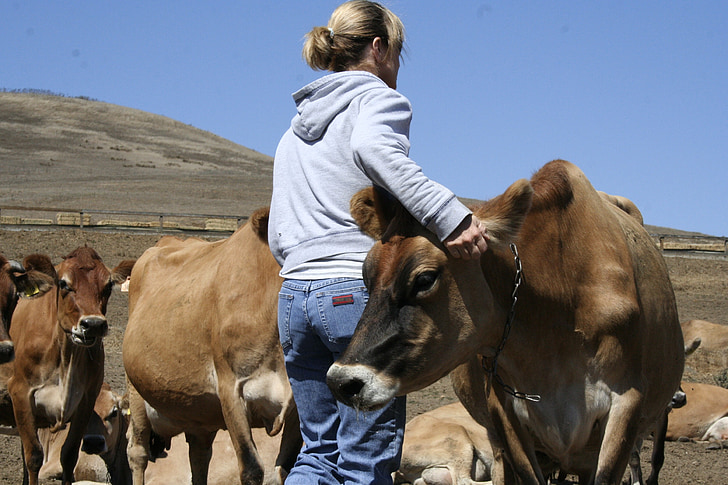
[{"left": 332, "top": 294, "right": 354, "bottom": 306}]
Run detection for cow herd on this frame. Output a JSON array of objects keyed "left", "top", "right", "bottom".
[{"left": 0, "top": 159, "right": 725, "bottom": 485}]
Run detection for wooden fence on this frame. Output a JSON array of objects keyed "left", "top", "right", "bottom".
[
  {"left": 0, "top": 205, "right": 247, "bottom": 234},
  {"left": 0, "top": 205, "right": 725, "bottom": 256}
]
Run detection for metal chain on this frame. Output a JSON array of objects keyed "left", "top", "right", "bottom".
[{"left": 482, "top": 243, "right": 541, "bottom": 402}]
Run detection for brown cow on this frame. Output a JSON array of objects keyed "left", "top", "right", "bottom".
[
  {"left": 142, "top": 428, "right": 283, "bottom": 485},
  {"left": 666, "top": 381, "right": 728, "bottom": 445},
  {"left": 4, "top": 246, "right": 134, "bottom": 485},
  {"left": 38, "top": 382, "right": 131, "bottom": 484},
  {"left": 681, "top": 319, "right": 728, "bottom": 352},
  {"left": 327, "top": 160, "right": 685, "bottom": 485},
  {"left": 394, "top": 402, "right": 494, "bottom": 485},
  {"left": 123, "top": 208, "right": 301, "bottom": 485},
  {"left": 0, "top": 253, "right": 55, "bottom": 363}
]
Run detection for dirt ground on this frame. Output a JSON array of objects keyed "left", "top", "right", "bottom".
[{"left": 0, "top": 227, "right": 726, "bottom": 484}]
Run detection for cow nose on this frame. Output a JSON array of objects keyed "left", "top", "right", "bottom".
[
  {"left": 81, "top": 434, "right": 108, "bottom": 455},
  {"left": 672, "top": 390, "right": 687, "bottom": 409},
  {"left": 80, "top": 316, "right": 108, "bottom": 335},
  {"left": 336, "top": 377, "right": 366, "bottom": 402},
  {"left": 0, "top": 341, "right": 14, "bottom": 364},
  {"left": 327, "top": 365, "right": 363, "bottom": 407},
  {"left": 327, "top": 363, "right": 399, "bottom": 411}
]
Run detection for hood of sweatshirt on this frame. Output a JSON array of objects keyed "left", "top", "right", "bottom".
[{"left": 291, "top": 71, "right": 387, "bottom": 142}]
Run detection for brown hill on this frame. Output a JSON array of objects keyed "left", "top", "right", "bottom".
[{"left": 0, "top": 92, "right": 273, "bottom": 217}]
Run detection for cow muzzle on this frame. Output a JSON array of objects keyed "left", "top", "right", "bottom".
[
  {"left": 326, "top": 363, "right": 399, "bottom": 412},
  {"left": 71, "top": 316, "right": 108, "bottom": 346},
  {"left": 0, "top": 340, "right": 14, "bottom": 364},
  {"left": 81, "top": 433, "right": 108, "bottom": 455}
]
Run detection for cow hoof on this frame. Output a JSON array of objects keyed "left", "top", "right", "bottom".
[{"left": 705, "top": 440, "right": 722, "bottom": 450}]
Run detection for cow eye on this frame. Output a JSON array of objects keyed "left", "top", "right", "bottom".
[
  {"left": 102, "top": 280, "right": 114, "bottom": 298},
  {"left": 107, "top": 405, "right": 119, "bottom": 420},
  {"left": 412, "top": 270, "right": 438, "bottom": 297},
  {"left": 58, "top": 279, "right": 73, "bottom": 292}
]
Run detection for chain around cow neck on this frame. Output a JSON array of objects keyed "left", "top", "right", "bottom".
[{"left": 482, "top": 243, "right": 541, "bottom": 402}]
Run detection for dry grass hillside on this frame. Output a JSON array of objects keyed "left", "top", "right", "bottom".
[{"left": 0, "top": 92, "right": 273, "bottom": 218}]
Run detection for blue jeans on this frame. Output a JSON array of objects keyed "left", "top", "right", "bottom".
[{"left": 278, "top": 278, "right": 406, "bottom": 485}]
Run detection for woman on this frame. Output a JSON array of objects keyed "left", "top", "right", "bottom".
[{"left": 268, "top": 2, "right": 488, "bottom": 483}]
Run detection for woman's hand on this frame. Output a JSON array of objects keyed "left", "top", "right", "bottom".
[{"left": 444, "top": 215, "right": 489, "bottom": 260}]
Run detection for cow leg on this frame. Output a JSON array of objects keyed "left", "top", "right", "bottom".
[
  {"left": 21, "top": 441, "right": 30, "bottom": 485},
  {"left": 9, "top": 379, "right": 43, "bottom": 485},
  {"left": 126, "top": 380, "right": 152, "bottom": 485},
  {"left": 15, "top": 424, "right": 43, "bottom": 484},
  {"left": 59, "top": 399, "right": 95, "bottom": 485},
  {"left": 645, "top": 411, "right": 669, "bottom": 485},
  {"left": 450, "top": 358, "right": 544, "bottom": 485},
  {"left": 186, "top": 430, "right": 215, "bottom": 485},
  {"left": 217, "top": 373, "right": 265, "bottom": 485},
  {"left": 273, "top": 406, "right": 302, "bottom": 483},
  {"left": 594, "top": 389, "right": 643, "bottom": 485},
  {"left": 624, "top": 439, "right": 644, "bottom": 485}
]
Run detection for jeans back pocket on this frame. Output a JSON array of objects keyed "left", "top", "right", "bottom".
[{"left": 315, "top": 285, "right": 368, "bottom": 350}]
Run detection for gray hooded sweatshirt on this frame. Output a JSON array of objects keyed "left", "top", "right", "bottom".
[{"left": 269, "top": 71, "right": 471, "bottom": 279}]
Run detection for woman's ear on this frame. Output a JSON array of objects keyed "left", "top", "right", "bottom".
[{"left": 371, "top": 37, "right": 386, "bottom": 62}]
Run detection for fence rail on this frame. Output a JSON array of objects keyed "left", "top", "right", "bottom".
[
  {"left": 0, "top": 206, "right": 725, "bottom": 255},
  {"left": 651, "top": 234, "right": 728, "bottom": 255},
  {"left": 0, "top": 205, "right": 248, "bottom": 233}
]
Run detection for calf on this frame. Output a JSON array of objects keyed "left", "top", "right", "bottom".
[
  {"left": 142, "top": 429, "right": 283, "bottom": 485},
  {"left": 681, "top": 319, "right": 728, "bottom": 352},
  {"left": 39, "top": 383, "right": 131, "bottom": 484},
  {"left": 667, "top": 381, "right": 728, "bottom": 445},
  {"left": 394, "top": 402, "right": 494, "bottom": 485},
  {"left": 5, "top": 246, "right": 133, "bottom": 485}
]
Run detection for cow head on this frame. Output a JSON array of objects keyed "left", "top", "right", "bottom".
[
  {"left": 0, "top": 253, "right": 55, "bottom": 363},
  {"left": 55, "top": 246, "right": 134, "bottom": 347},
  {"left": 326, "top": 181, "right": 533, "bottom": 411},
  {"left": 82, "top": 383, "right": 127, "bottom": 455}
]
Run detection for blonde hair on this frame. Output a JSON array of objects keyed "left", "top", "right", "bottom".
[{"left": 302, "top": 0, "right": 405, "bottom": 72}]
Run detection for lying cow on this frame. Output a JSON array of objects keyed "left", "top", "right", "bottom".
[
  {"left": 0, "top": 253, "right": 55, "bottom": 363},
  {"left": 667, "top": 381, "right": 728, "bottom": 446},
  {"left": 39, "top": 382, "right": 130, "bottom": 484},
  {"left": 327, "top": 160, "right": 685, "bottom": 484},
  {"left": 123, "top": 207, "right": 301, "bottom": 485},
  {"left": 681, "top": 319, "right": 728, "bottom": 353},
  {"left": 394, "top": 402, "right": 494, "bottom": 485},
  {"left": 4, "top": 246, "right": 134, "bottom": 485},
  {"left": 142, "top": 428, "right": 283, "bottom": 485}
]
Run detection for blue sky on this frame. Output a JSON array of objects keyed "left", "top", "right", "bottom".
[{"left": 2, "top": 1, "right": 726, "bottom": 236}]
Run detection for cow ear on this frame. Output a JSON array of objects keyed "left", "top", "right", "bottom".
[
  {"left": 111, "top": 260, "right": 136, "bottom": 285},
  {"left": 599, "top": 191, "right": 644, "bottom": 226},
  {"left": 350, "top": 187, "right": 400, "bottom": 240},
  {"left": 249, "top": 206, "right": 270, "bottom": 243},
  {"left": 22, "top": 254, "right": 56, "bottom": 279},
  {"left": 19, "top": 254, "right": 56, "bottom": 298},
  {"left": 474, "top": 178, "right": 533, "bottom": 250}
]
